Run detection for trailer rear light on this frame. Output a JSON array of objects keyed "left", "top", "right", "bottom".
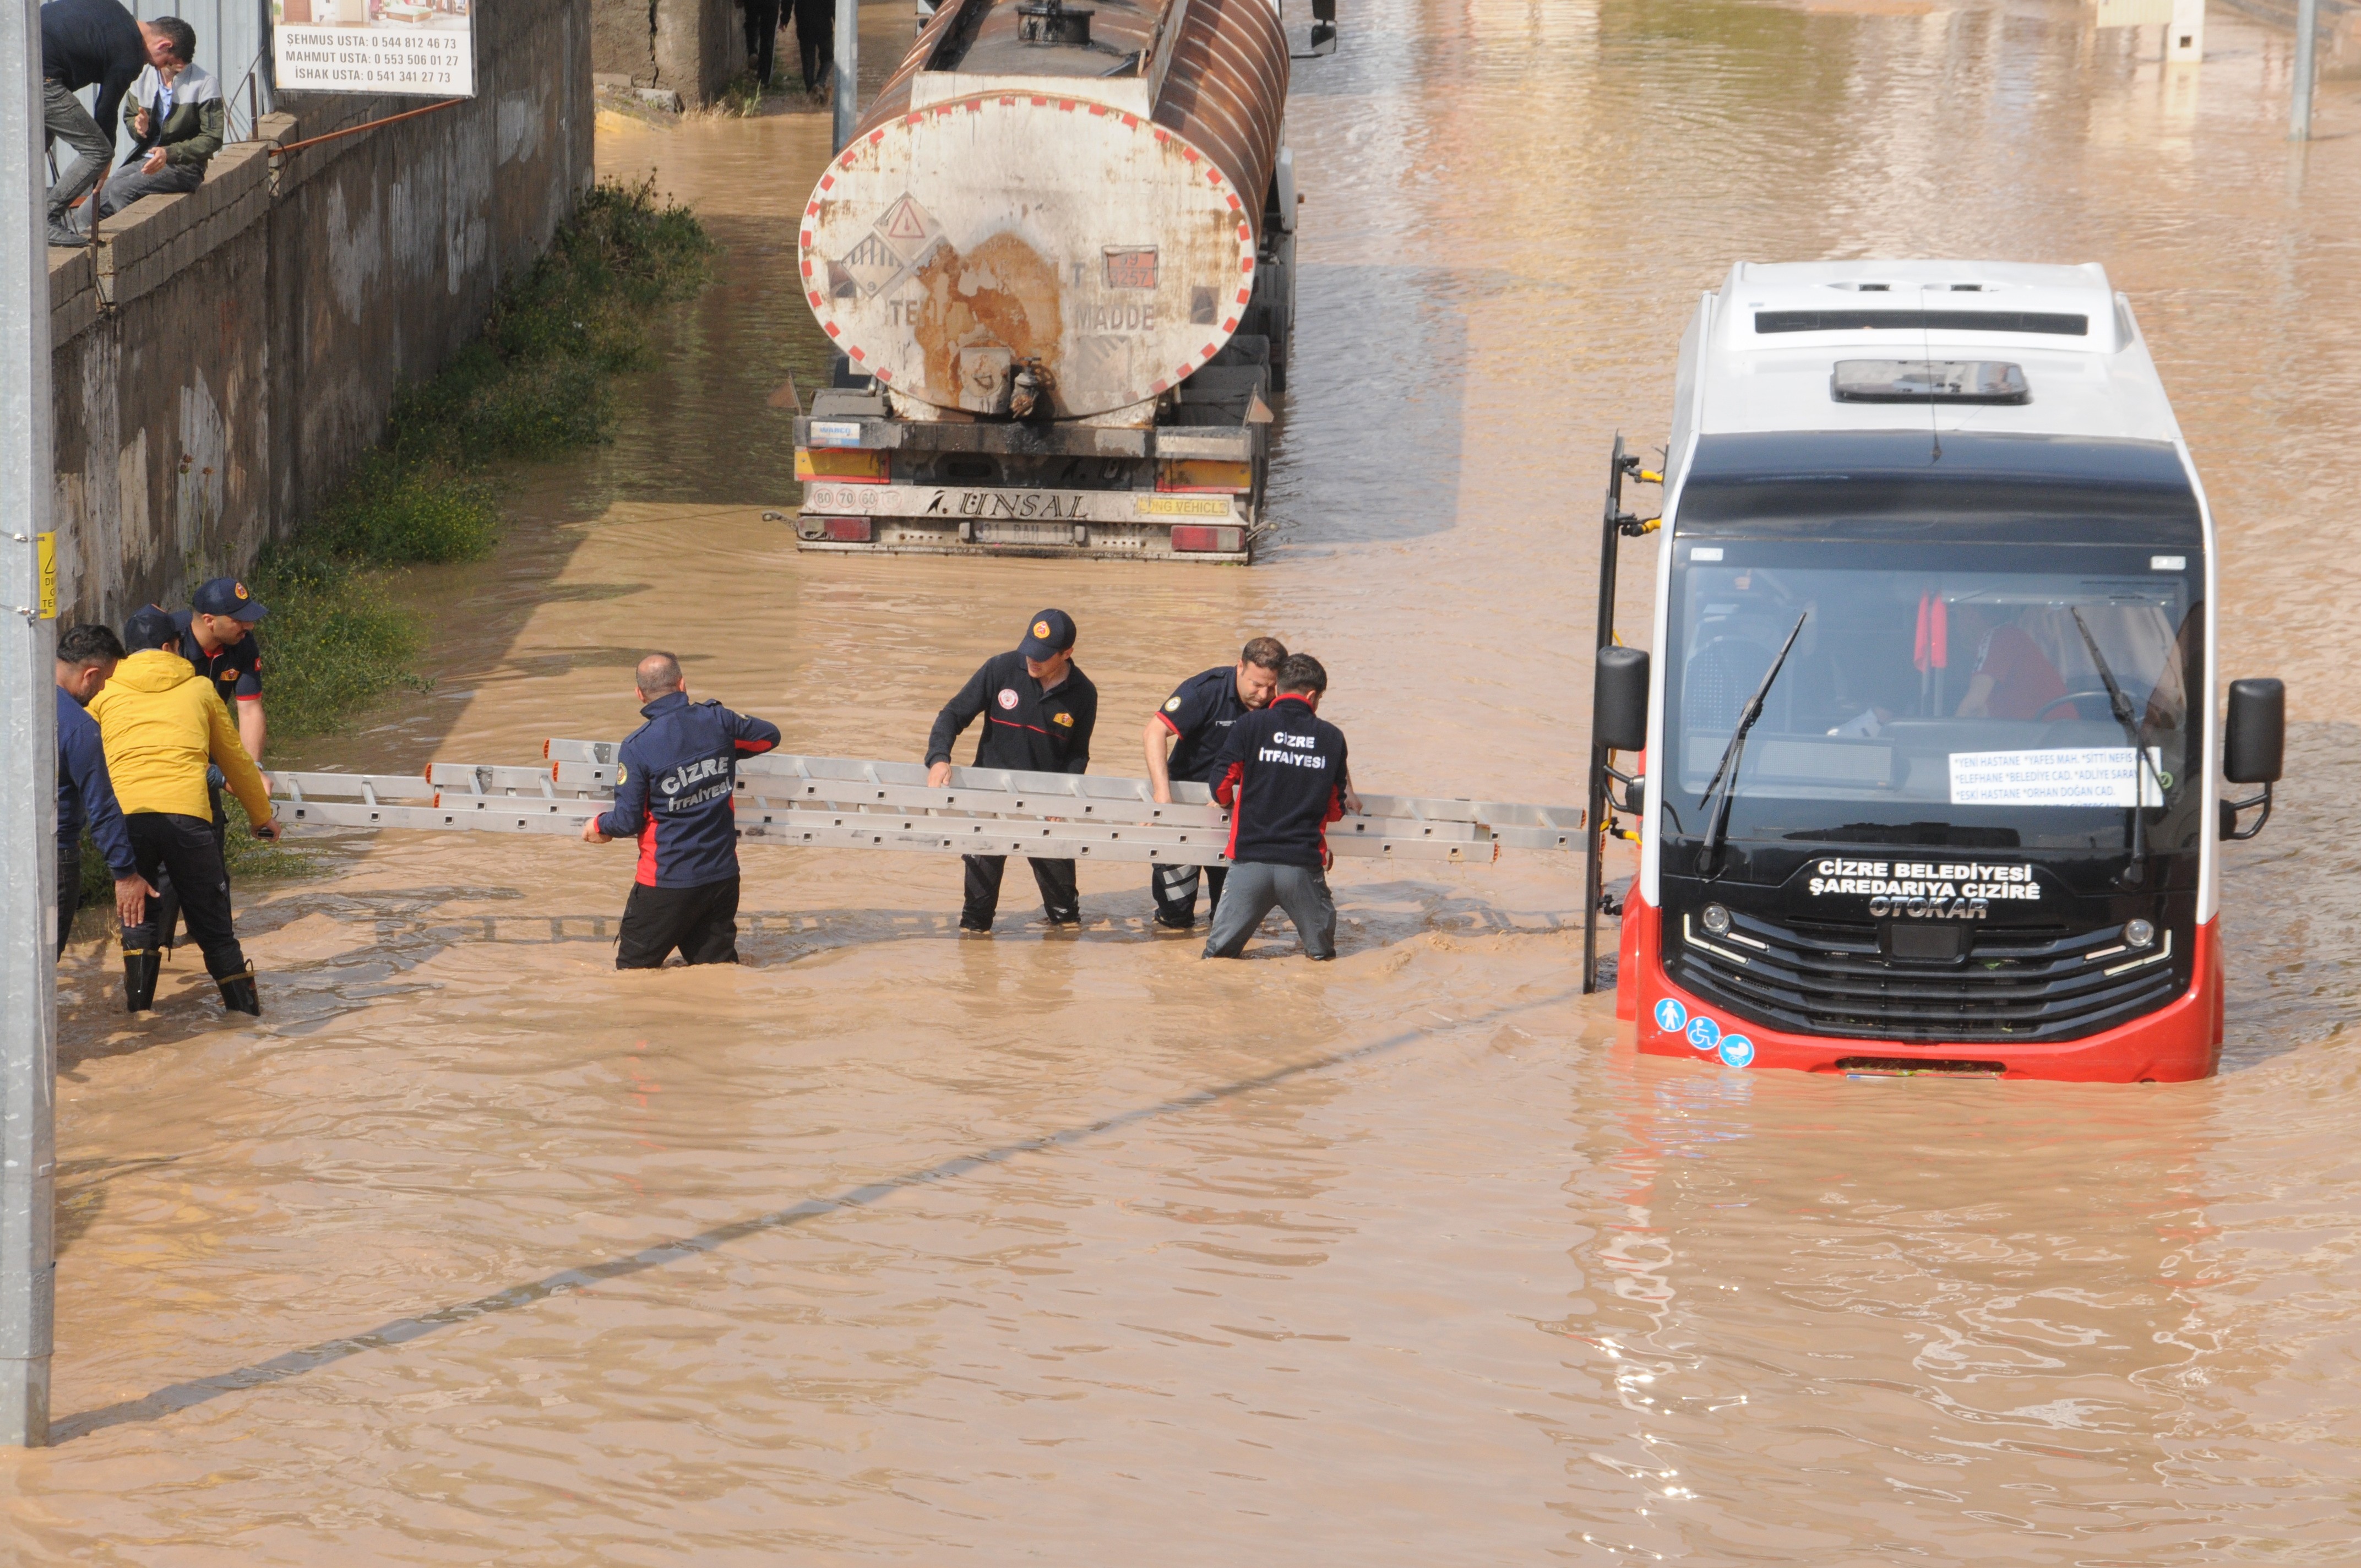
[
  {"left": 795, "top": 447, "right": 890, "bottom": 483},
  {"left": 1158, "top": 459, "right": 1254, "bottom": 493},
  {"left": 1171, "top": 525, "right": 1244, "bottom": 553},
  {"left": 796, "top": 515, "right": 873, "bottom": 542}
]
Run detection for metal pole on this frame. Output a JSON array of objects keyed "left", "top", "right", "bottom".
[
  {"left": 831, "top": 0, "right": 858, "bottom": 151},
  {"left": 1582, "top": 437, "right": 1626, "bottom": 995},
  {"left": 2291, "top": 0, "right": 2319, "bottom": 139},
  {"left": 0, "top": 0, "right": 60, "bottom": 1450}
]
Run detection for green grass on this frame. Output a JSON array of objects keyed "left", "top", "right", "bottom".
[
  {"left": 250, "top": 178, "right": 712, "bottom": 751},
  {"left": 68, "top": 181, "right": 718, "bottom": 913}
]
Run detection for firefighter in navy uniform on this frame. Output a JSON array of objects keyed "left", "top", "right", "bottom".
[
  {"left": 926, "top": 609, "right": 1099, "bottom": 933},
  {"left": 583, "top": 652, "right": 781, "bottom": 968},
  {"left": 1203, "top": 654, "right": 1358, "bottom": 962},
  {"left": 1141, "top": 636, "right": 1287, "bottom": 930}
]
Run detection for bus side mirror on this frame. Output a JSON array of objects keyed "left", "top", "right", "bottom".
[
  {"left": 2219, "top": 677, "right": 2283, "bottom": 841},
  {"left": 1594, "top": 645, "right": 1650, "bottom": 754},
  {"left": 2224, "top": 678, "right": 2284, "bottom": 783}
]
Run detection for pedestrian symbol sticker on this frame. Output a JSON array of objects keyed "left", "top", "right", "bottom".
[
  {"left": 1718, "top": 1035, "right": 1755, "bottom": 1068},
  {"left": 1653, "top": 998, "right": 1686, "bottom": 1033},
  {"left": 1687, "top": 1015, "right": 1720, "bottom": 1052}
]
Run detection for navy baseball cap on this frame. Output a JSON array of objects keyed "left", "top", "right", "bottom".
[
  {"left": 1018, "top": 608, "right": 1076, "bottom": 660},
  {"left": 191, "top": 576, "right": 267, "bottom": 621},
  {"left": 123, "top": 606, "right": 181, "bottom": 654}
]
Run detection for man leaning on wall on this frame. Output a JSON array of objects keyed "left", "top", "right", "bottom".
[{"left": 40, "top": 0, "right": 190, "bottom": 248}]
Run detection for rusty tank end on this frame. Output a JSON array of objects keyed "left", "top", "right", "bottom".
[{"left": 799, "top": 0, "right": 1291, "bottom": 419}]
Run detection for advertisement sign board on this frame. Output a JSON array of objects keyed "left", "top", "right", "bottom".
[{"left": 272, "top": 0, "right": 473, "bottom": 97}]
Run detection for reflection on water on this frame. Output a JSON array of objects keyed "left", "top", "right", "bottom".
[{"left": 12, "top": 0, "right": 2361, "bottom": 1560}]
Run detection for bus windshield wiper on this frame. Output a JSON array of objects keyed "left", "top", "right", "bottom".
[
  {"left": 1696, "top": 611, "right": 1808, "bottom": 878},
  {"left": 2070, "top": 608, "right": 2158, "bottom": 886}
]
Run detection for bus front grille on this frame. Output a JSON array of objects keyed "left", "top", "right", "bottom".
[{"left": 1667, "top": 910, "right": 2183, "bottom": 1044}]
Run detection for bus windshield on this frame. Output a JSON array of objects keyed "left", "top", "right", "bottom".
[{"left": 1662, "top": 538, "right": 2203, "bottom": 852}]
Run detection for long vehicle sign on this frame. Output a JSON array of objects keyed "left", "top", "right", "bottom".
[{"left": 799, "top": 484, "right": 1241, "bottom": 524}]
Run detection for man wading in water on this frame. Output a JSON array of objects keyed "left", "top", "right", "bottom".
[
  {"left": 1202, "top": 653, "right": 1359, "bottom": 962},
  {"left": 583, "top": 654, "right": 781, "bottom": 968}
]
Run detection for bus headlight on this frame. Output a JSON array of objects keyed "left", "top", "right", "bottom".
[
  {"left": 1701, "top": 903, "right": 1732, "bottom": 937},
  {"left": 2125, "top": 918, "right": 2156, "bottom": 949}
]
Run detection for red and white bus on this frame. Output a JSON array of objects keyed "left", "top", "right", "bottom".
[{"left": 1584, "top": 261, "right": 2283, "bottom": 1082}]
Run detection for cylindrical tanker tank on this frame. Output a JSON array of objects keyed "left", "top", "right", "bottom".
[{"left": 797, "top": 0, "right": 1290, "bottom": 420}]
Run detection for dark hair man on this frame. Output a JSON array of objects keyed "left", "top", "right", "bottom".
[
  {"left": 1202, "top": 654, "right": 1358, "bottom": 962},
  {"left": 583, "top": 653, "right": 782, "bottom": 968},
  {"left": 55, "top": 624, "right": 153, "bottom": 959},
  {"left": 41, "top": 0, "right": 191, "bottom": 248},
  {"left": 146, "top": 575, "right": 269, "bottom": 956},
  {"left": 925, "top": 609, "right": 1098, "bottom": 933},
  {"left": 89, "top": 607, "right": 279, "bottom": 1015},
  {"left": 89, "top": 21, "right": 219, "bottom": 227},
  {"left": 1141, "top": 636, "right": 1287, "bottom": 930}
]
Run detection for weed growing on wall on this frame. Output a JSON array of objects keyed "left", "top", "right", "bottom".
[{"left": 257, "top": 178, "right": 712, "bottom": 742}]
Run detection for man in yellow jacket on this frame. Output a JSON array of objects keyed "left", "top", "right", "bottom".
[{"left": 89, "top": 606, "right": 281, "bottom": 1016}]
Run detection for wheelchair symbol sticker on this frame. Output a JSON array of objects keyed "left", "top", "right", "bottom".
[
  {"left": 1686, "top": 1015, "right": 1721, "bottom": 1052},
  {"left": 1653, "top": 999, "right": 1687, "bottom": 1033},
  {"left": 1718, "top": 1034, "right": 1755, "bottom": 1068}
]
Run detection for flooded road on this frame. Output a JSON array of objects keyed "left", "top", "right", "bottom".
[{"left": 14, "top": 0, "right": 2361, "bottom": 1560}]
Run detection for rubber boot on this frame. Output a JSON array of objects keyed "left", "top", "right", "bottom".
[
  {"left": 123, "top": 948, "right": 161, "bottom": 1014},
  {"left": 215, "top": 970, "right": 261, "bottom": 1018}
]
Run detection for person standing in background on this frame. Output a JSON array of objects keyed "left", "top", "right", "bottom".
[
  {"left": 743, "top": 0, "right": 781, "bottom": 90},
  {"left": 793, "top": 0, "right": 835, "bottom": 94},
  {"left": 54, "top": 624, "right": 153, "bottom": 960}
]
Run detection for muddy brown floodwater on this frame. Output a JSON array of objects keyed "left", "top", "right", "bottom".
[{"left": 12, "top": 1, "right": 2361, "bottom": 1560}]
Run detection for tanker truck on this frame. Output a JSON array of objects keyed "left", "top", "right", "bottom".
[{"left": 789, "top": 0, "right": 1331, "bottom": 564}]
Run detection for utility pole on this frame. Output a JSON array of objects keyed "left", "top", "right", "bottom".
[
  {"left": 2292, "top": 0, "right": 2320, "bottom": 139},
  {"left": 833, "top": 0, "right": 859, "bottom": 151},
  {"left": 0, "top": 0, "right": 59, "bottom": 1450}
]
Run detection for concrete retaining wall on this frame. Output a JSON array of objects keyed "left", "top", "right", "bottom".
[
  {"left": 592, "top": 0, "right": 742, "bottom": 106},
  {"left": 46, "top": 0, "right": 596, "bottom": 627}
]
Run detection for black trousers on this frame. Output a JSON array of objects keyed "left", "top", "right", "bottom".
[
  {"left": 793, "top": 0, "right": 834, "bottom": 89},
  {"left": 962, "top": 855, "right": 1078, "bottom": 930},
  {"left": 743, "top": 0, "right": 780, "bottom": 85},
  {"left": 57, "top": 845, "right": 81, "bottom": 960},
  {"left": 618, "top": 876, "right": 742, "bottom": 968},
  {"left": 1150, "top": 863, "right": 1226, "bottom": 929},
  {"left": 149, "top": 782, "right": 228, "bottom": 951},
  {"left": 122, "top": 813, "right": 248, "bottom": 981}
]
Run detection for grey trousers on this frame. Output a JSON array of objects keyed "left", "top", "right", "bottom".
[
  {"left": 43, "top": 80, "right": 112, "bottom": 222},
  {"left": 1201, "top": 861, "right": 1336, "bottom": 961},
  {"left": 94, "top": 160, "right": 203, "bottom": 221}
]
